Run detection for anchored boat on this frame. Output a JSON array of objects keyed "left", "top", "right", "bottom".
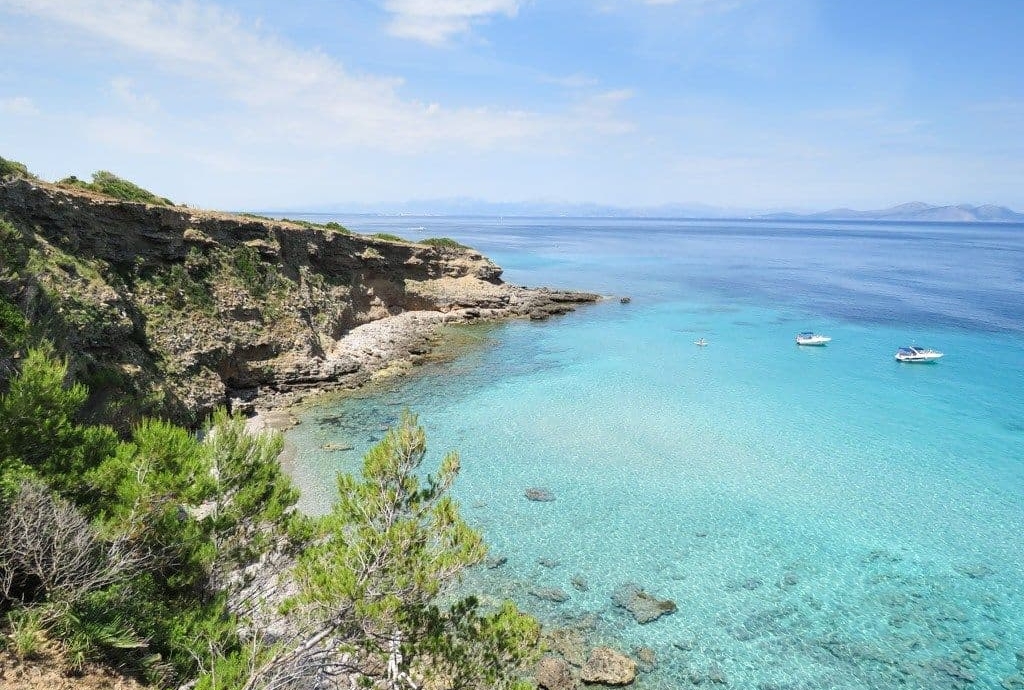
[
  {"left": 895, "top": 346, "right": 943, "bottom": 363},
  {"left": 795, "top": 332, "right": 832, "bottom": 346}
]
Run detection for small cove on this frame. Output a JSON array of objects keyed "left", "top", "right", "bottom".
[{"left": 286, "top": 216, "right": 1024, "bottom": 689}]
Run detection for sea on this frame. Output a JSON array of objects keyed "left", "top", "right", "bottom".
[{"left": 282, "top": 216, "right": 1024, "bottom": 689}]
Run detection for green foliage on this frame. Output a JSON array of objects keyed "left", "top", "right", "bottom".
[
  {"left": 292, "top": 412, "right": 535, "bottom": 688},
  {"left": 58, "top": 171, "right": 173, "bottom": 206},
  {"left": 228, "top": 245, "right": 278, "bottom": 297},
  {"left": 6, "top": 608, "right": 45, "bottom": 659},
  {"left": 0, "top": 346, "right": 302, "bottom": 683},
  {"left": 371, "top": 232, "right": 406, "bottom": 243},
  {"left": 0, "top": 345, "right": 118, "bottom": 500},
  {"left": 278, "top": 217, "right": 352, "bottom": 234},
  {"left": 205, "top": 408, "right": 301, "bottom": 567},
  {"left": 0, "top": 294, "right": 27, "bottom": 358},
  {"left": 421, "top": 237, "right": 471, "bottom": 250},
  {"left": 157, "top": 248, "right": 216, "bottom": 310},
  {"left": 322, "top": 221, "right": 350, "bottom": 234},
  {"left": 0, "top": 217, "right": 29, "bottom": 272},
  {"left": 89, "top": 418, "right": 216, "bottom": 591},
  {"left": 417, "top": 598, "right": 541, "bottom": 690},
  {"left": 0, "top": 156, "right": 36, "bottom": 180}
]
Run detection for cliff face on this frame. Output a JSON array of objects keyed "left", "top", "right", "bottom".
[{"left": 0, "top": 179, "right": 597, "bottom": 427}]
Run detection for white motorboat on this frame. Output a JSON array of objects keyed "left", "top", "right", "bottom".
[
  {"left": 694, "top": 338, "right": 708, "bottom": 347},
  {"left": 795, "top": 332, "right": 832, "bottom": 346},
  {"left": 895, "top": 346, "right": 943, "bottom": 363}
]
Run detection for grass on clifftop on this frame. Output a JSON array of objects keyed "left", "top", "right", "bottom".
[
  {"left": 371, "top": 232, "right": 407, "bottom": 243},
  {"left": 57, "top": 171, "right": 174, "bottom": 206},
  {"left": 421, "top": 237, "right": 471, "bottom": 250}
]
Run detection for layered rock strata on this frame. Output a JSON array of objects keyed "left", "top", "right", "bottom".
[{"left": 0, "top": 179, "right": 599, "bottom": 426}]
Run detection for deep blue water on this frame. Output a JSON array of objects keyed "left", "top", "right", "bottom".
[{"left": 285, "top": 216, "right": 1024, "bottom": 689}]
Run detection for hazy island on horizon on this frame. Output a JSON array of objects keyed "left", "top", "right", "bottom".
[{"left": 265, "top": 199, "right": 1024, "bottom": 223}]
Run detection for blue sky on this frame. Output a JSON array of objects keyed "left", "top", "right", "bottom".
[{"left": 0, "top": 0, "right": 1021, "bottom": 211}]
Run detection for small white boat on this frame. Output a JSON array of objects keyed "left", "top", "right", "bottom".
[
  {"left": 795, "top": 332, "right": 832, "bottom": 346},
  {"left": 895, "top": 346, "right": 943, "bottom": 363},
  {"left": 694, "top": 338, "right": 708, "bottom": 347}
]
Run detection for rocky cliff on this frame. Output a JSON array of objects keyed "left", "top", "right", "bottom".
[{"left": 0, "top": 179, "right": 598, "bottom": 428}]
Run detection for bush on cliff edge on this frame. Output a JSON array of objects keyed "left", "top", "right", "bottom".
[{"left": 58, "top": 171, "right": 173, "bottom": 206}]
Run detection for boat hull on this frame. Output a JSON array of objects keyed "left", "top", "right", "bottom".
[
  {"left": 795, "top": 336, "right": 831, "bottom": 346},
  {"left": 895, "top": 353, "right": 943, "bottom": 363}
]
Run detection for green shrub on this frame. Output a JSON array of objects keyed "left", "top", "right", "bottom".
[
  {"left": 228, "top": 245, "right": 274, "bottom": 297},
  {"left": 0, "top": 294, "right": 27, "bottom": 356},
  {"left": 322, "top": 221, "right": 351, "bottom": 234},
  {"left": 421, "top": 237, "right": 470, "bottom": 250},
  {"left": 371, "top": 232, "right": 406, "bottom": 243},
  {"left": 0, "top": 217, "right": 29, "bottom": 272},
  {"left": 0, "top": 156, "right": 36, "bottom": 180},
  {"left": 7, "top": 608, "right": 45, "bottom": 660},
  {"left": 58, "top": 171, "right": 172, "bottom": 206}
]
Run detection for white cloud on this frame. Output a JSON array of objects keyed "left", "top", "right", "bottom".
[
  {"left": 0, "top": 0, "right": 624, "bottom": 154},
  {"left": 640, "top": 0, "right": 744, "bottom": 9},
  {"left": 110, "top": 77, "right": 159, "bottom": 112},
  {"left": 0, "top": 95, "right": 38, "bottom": 115},
  {"left": 383, "top": 0, "right": 520, "bottom": 45}
]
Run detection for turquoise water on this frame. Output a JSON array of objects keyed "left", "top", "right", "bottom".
[{"left": 285, "top": 217, "right": 1024, "bottom": 689}]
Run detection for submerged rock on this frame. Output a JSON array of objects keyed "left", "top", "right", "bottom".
[
  {"left": 531, "top": 586, "right": 569, "bottom": 603},
  {"left": 634, "top": 646, "right": 657, "bottom": 673},
  {"left": 536, "top": 655, "right": 578, "bottom": 690},
  {"left": 620, "top": 297, "right": 631, "bottom": 304},
  {"left": 538, "top": 557, "right": 562, "bottom": 568},
  {"left": 485, "top": 554, "right": 507, "bottom": 569},
  {"left": 544, "top": 627, "right": 590, "bottom": 667},
  {"left": 580, "top": 647, "right": 637, "bottom": 686},
  {"left": 954, "top": 563, "right": 995, "bottom": 579},
  {"left": 525, "top": 487, "right": 556, "bottom": 502},
  {"left": 571, "top": 574, "right": 590, "bottom": 591},
  {"left": 611, "top": 583, "right": 678, "bottom": 624},
  {"left": 1002, "top": 674, "right": 1024, "bottom": 689}
]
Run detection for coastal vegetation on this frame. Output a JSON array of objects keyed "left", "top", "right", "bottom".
[
  {"left": 421, "top": 237, "right": 471, "bottom": 250},
  {"left": 0, "top": 349, "right": 539, "bottom": 688},
  {"left": 0, "top": 161, "right": 596, "bottom": 688},
  {"left": 57, "top": 170, "right": 174, "bottom": 206},
  {"left": 372, "top": 232, "right": 408, "bottom": 243},
  {"left": 0, "top": 156, "right": 36, "bottom": 181}
]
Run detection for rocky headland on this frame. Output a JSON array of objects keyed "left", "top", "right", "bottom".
[{"left": 0, "top": 177, "right": 599, "bottom": 428}]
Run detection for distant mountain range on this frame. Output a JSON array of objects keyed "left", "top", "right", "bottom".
[
  {"left": 286, "top": 198, "right": 754, "bottom": 219},
  {"left": 760, "top": 202, "right": 1024, "bottom": 223},
  {"left": 280, "top": 199, "right": 1024, "bottom": 223}
]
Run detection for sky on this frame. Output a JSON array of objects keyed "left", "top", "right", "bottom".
[{"left": 0, "top": 0, "right": 1022, "bottom": 212}]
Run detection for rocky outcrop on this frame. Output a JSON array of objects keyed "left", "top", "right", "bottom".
[
  {"left": 580, "top": 647, "right": 637, "bottom": 686},
  {"left": 536, "top": 656, "right": 578, "bottom": 690},
  {"left": 0, "top": 179, "right": 599, "bottom": 426},
  {"left": 611, "top": 583, "right": 677, "bottom": 624}
]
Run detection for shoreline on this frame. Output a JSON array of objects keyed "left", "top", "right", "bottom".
[{"left": 247, "top": 286, "right": 604, "bottom": 432}]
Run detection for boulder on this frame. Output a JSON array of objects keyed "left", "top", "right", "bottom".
[
  {"left": 580, "top": 647, "right": 637, "bottom": 686},
  {"left": 536, "top": 655, "right": 579, "bottom": 690},
  {"left": 611, "top": 583, "right": 677, "bottom": 624}
]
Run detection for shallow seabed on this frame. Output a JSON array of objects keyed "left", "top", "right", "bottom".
[{"left": 286, "top": 217, "right": 1024, "bottom": 689}]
